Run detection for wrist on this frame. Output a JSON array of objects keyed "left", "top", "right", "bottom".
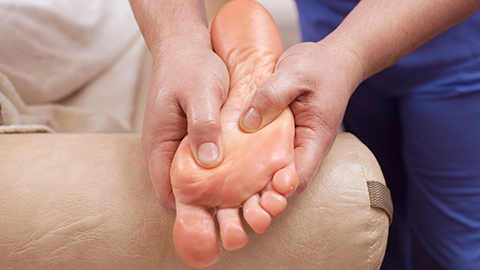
[
  {"left": 315, "top": 38, "right": 366, "bottom": 95},
  {"left": 150, "top": 30, "right": 212, "bottom": 60},
  {"left": 130, "top": 0, "right": 211, "bottom": 56}
]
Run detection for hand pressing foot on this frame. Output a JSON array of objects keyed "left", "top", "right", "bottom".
[{"left": 170, "top": 1, "right": 298, "bottom": 268}]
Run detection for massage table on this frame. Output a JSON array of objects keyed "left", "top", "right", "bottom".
[{"left": 0, "top": 132, "right": 391, "bottom": 269}]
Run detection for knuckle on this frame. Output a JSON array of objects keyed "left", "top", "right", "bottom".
[
  {"left": 157, "top": 194, "right": 175, "bottom": 209},
  {"left": 142, "top": 128, "right": 182, "bottom": 169},
  {"left": 142, "top": 131, "right": 179, "bottom": 164},
  {"left": 157, "top": 198, "right": 170, "bottom": 208},
  {"left": 188, "top": 116, "right": 221, "bottom": 137},
  {"left": 141, "top": 135, "right": 153, "bottom": 158},
  {"left": 256, "top": 84, "right": 284, "bottom": 112},
  {"left": 295, "top": 181, "right": 308, "bottom": 195}
]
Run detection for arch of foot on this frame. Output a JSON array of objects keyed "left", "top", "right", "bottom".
[
  {"left": 0, "top": 2, "right": 391, "bottom": 270},
  {"left": 169, "top": 0, "right": 298, "bottom": 268}
]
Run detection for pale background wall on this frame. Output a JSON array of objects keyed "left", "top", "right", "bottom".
[{"left": 256, "top": 0, "right": 300, "bottom": 49}]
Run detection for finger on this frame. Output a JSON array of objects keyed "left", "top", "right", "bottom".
[
  {"left": 217, "top": 207, "right": 248, "bottom": 251},
  {"left": 182, "top": 88, "right": 226, "bottom": 169},
  {"left": 291, "top": 111, "right": 338, "bottom": 194},
  {"left": 142, "top": 100, "right": 185, "bottom": 209},
  {"left": 144, "top": 143, "right": 177, "bottom": 209},
  {"left": 239, "top": 61, "right": 303, "bottom": 133}
]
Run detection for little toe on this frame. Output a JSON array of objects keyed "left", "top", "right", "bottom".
[
  {"left": 217, "top": 207, "right": 248, "bottom": 251},
  {"left": 173, "top": 202, "right": 219, "bottom": 268},
  {"left": 260, "top": 190, "right": 287, "bottom": 217},
  {"left": 242, "top": 194, "right": 271, "bottom": 234},
  {"left": 272, "top": 163, "right": 298, "bottom": 197}
]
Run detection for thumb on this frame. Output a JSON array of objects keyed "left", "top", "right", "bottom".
[
  {"left": 239, "top": 63, "right": 302, "bottom": 132},
  {"left": 184, "top": 95, "right": 225, "bottom": 169}
]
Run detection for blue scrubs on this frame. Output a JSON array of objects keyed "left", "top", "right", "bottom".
[{"left": 294, "top": 1, "right": 480, "bottom": 269}]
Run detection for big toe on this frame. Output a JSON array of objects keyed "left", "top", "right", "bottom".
[{"left": 173, "top": 203, "right": 219, "bottom": 268}]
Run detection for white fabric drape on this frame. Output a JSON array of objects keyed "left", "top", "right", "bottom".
[{"left": 0, "top": 0, "right": 146, "bottom": 133}]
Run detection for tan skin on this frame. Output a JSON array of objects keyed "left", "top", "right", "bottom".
[
  {"left": 130, "top": 0, "right": 228, "bottom": 210},
  {"left": 239, "top": 0, "right": 480, "bottom": 194},
  {"left": 170, "top": 1, "right": 297, "bottom": 268},
  {"left": 129, "top": 0, "right": 480, "bottom": 267},
  {"left": 130, "top": 0, "right": 480, "bottom": 211}
]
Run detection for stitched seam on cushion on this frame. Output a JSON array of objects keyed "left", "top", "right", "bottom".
[{"left": 351, "top": 134, "right": 373, "bottom": 270}]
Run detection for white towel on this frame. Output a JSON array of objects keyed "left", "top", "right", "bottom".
[{"left": 0, "top": 0, "right": 146, "bottom": 133}]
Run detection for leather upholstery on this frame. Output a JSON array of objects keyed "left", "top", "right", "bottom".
[{"left": 0, "top": 132, "right": 388, "bottom": 269}]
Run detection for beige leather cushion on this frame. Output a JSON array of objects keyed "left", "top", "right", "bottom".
[{"left": 0, "top": 133, "right": 389, "bottom": 269}]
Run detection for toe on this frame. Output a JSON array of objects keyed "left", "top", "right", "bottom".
[
  {"left": 242, "top": 194, "right": 271, "bottom": 234},
  {"left": 272, "top": 163, "right": 298, "bottom": 196},
  {"left": 217, "top": 207, "right": 249, "bottom": 251},
  {"left": 173, "top": 202, "right": 219, "bottom": 268},
  {"left": 260, "top": 190, "right": 287, "bottom": 217}
]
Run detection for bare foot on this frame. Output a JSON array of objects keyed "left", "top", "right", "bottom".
[{"left": 170, "top": 0, "right": 297, "bottom": 268}]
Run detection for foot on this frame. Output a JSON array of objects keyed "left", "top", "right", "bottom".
[{"left": 170, "top": 1, "right": 297, "bottom": 268}]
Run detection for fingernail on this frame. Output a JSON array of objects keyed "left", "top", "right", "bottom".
[
  {"left": 242, "top": 108, "right": 262, "bottom": 130},
  {"left": 197, "top": 142, "right": 220, "bottom": 166}
]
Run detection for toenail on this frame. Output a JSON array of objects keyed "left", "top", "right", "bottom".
[
  {"left": 285, "top": 186, "right": 294, "bottom": 197},
  {"left": 242, "top": 108, "right": 262, "bottom": 130},
  {"left": 197, "top": 142, "right": 220, "bottom": 167}
]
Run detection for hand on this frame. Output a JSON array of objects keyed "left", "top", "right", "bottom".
[
  {"left": 239, "top": 41, "right": 364, "bottom": 193},
  {"left": 142, "top": 39, "right": 229, "bottom": 209}
]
